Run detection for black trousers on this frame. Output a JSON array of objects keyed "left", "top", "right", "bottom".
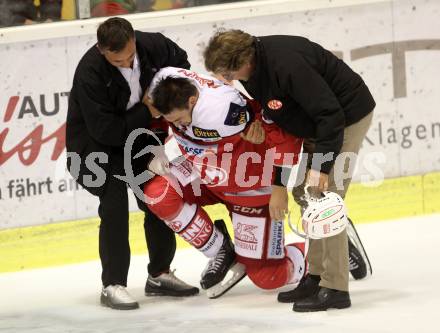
[{"left": 98, "top": 166, "right": 176, "bottom": 287}]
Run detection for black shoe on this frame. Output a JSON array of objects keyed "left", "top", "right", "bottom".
[
  {"left": 347, "top": 217, "right": 372, "bottom": 279},
  {"left": 293, "top": 287, "right": 351, "bottom": 312},
  {"left": 200, "top": 220, "right": 236, "bottom": 290},
  {"left": 145, "top": 270, "right": 199, "bottom": 297},
  {"left": 277, "top": 274, "right": 320, "bottom": 303}
]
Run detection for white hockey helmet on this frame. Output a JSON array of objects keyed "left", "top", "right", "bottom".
[{"left": 299, "top": 191, "right": 348, "bottom": 239}]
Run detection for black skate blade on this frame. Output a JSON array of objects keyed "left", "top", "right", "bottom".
[
  {"left": 207, "top": 262, "right": 247, "bottom": 299},
  {"left": 347, "top": 219, "right": 373, "bottom": 275}
]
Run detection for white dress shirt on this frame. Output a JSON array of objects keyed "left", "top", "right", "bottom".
[{"left": 117, "top": 53, "right": 142, "bottom": 110}]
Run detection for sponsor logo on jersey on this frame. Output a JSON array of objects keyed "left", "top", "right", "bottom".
[
  {"left": 267, "top": 99, "right": 283, "bottom": 110},
  {"left": 235, "top": 240, "right": 258, "bottom": 252},
  {"left": 233, "top": 215, "right": 265, "bottom": 258},
  {"left": 175, "top": 160, "right": 193, "bottom": 178},
  {"left": 224, "top": 102, "right": 248, "bottom": 126},
  {"left": 192, "top": 126, "right": 221, "bottom": 139},
  {"left": 234, "top": 222, "right": 259, "bottom": 253},
  {"left": 269, "top": 221, "right": 284, "bottom": 258},
  {"left": 174, "top": 134, "right": 218, "bottom": 156},
  {"left": 180, "top": 213, "right": 213, "bottom": 248},
  {"left": 169, "top": 220, "right": 183, "bottom": 232},
  {"left": 201, "top": 229, "right": 219, "bottom": 253},
  {"left": 177, "top": 69, "right": 221, "bottom": 88},
  {"left": 174, "top": 134, "right": 228, "bottom": 186},
  {"left": 235, "top": 222, "right": 258, "bottom": 243}
]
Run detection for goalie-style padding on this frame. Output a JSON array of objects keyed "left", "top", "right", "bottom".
[
  {"left": 144, "top": 176, "right": 223, "bottom": 257},
  {"left": 177, "top": 206, "right": 223, "bottom": 257},
  {"left": 285, "top": 242, "right": 307, "bottom": 283},
  {"left": 229, "top": 205, "right": 285, "bottom": 262},
  {"left": 245, "top": 243, "right": 306, "bottom": 290},
  {"left": 246, "top": 256, "right": 294, "bottom": 290},
  {"left": 230, "top": 203, "right": 306, "bottom": 290},
  {"left": 144, "top": 175, "right": 308, "bottom": 289},
  {"left": 144, "top": 176, "right": 183, "bottom": 221}
]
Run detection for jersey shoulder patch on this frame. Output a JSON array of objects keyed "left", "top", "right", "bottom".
[{"left": 224, "top": 102, "right": 248, "bottom": 126}]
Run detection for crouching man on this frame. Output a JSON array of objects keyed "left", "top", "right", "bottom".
[{"left": 143, "top": 67, "right": 307, "bottom": 298}]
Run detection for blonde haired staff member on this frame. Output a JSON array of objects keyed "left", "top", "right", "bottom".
[{"left": 204, "top": 30, "right": 375, "bottom": 312}]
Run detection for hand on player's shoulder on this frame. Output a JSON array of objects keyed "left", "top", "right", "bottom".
[{"left": 240, "top": 120, "right": 265, "bottom": 144}]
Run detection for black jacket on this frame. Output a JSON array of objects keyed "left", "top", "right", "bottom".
[
  {"left": 241, "top": 35, "right": 375, "bottom": 174},
  {"left": 66, "top": 31, "right": 190, "bottom": 196}
]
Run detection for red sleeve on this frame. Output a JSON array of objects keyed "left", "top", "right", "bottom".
[
  {"left": 261, "top": 117, "right": 303, "bottom": 166},
  {"left": 245, "top": 96, "right": 303, "bottom": 166}
]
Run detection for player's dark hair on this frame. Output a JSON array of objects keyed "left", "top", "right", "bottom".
[
  {"left": 152, "top": 77, "right": 198, "bottom": 115},
  {"left": 97, "top": 17, "right": 135, "bottom": 52}
]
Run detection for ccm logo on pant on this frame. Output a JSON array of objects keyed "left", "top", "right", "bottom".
[{"left": 233, "top": 205, "right": 263, "bottom": 215}]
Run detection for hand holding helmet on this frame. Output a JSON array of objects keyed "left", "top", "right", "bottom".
[{"left": 289, "top": 185, "right": 348, "bottom": 240}]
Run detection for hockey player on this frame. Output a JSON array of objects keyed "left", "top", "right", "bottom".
[{"left": 143, "top": 67, "right": 307, "bottom": 297}]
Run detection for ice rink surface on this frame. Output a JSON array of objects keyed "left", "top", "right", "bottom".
[{"left": 1, "top": 214, "right": 439, "bottom": 333}]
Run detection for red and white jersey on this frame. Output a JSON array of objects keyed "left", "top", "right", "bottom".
[{"left": 150, "top": 67, "right": 303, "bottom": 194}]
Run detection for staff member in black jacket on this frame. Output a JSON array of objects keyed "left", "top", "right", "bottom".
[
  {"left": 66, "top": 17, "right": 198, "bottom": 310},
  {"left": 204, "top": 30, "right": 375, "bottom": 312}
]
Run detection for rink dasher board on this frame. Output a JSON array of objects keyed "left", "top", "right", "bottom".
[{"left": 0, "top": 0, "right": 439, "bottom": 230}]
